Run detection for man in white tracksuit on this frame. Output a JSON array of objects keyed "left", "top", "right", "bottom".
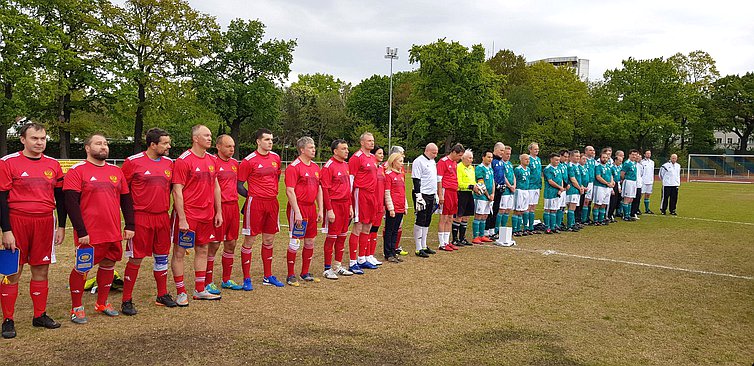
[
  {"left": 640, "top": 150, "right": 655, "bottom": 214},
  {"left": 659, "top": 154, "right": 681, "bottom": 215}
]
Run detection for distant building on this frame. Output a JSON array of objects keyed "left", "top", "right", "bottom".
[
  {"left": 714, "top": 130, "right": 754, "bottom": 151},
  {"left": 527, "top": 56, "right": 589, "bottom": 81}
]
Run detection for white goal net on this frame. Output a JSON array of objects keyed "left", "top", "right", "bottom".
[{"left": 687, "top": 154, "right": 754, "bottom": 183}]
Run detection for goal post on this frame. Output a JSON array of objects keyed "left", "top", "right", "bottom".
[{"left": 686, "top": 154, "right": 754, "bottom": 183}]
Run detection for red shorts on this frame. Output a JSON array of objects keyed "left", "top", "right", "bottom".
[
  {"left": 242, "top": 197, "right": 279, "bottom": 236},
  {"left": 171, "top": 212, "right": 216, "bottom": 246},
  {"left": 442, "top": 188, "right": 458, "bottom": 216},
  {"left": 353, "top": 188, "right": 376, "bottom": 224},
  {"left": 372, "top": 209, "right": 385, "bottom": 228},
  {"left": 287, "top": 203, "right": 318, "bottom": 239},
  {"left": 324, "top": 200, "right": 351, "bottom": 236},
  {"left": 127, "top": 212, "right": 171, "bottom": 259},
  {"left": 215, "top": 202, "right": 240, "bottom": 241},
  {"left": 77, "top": 242, "right": 123, "bottom": 266},
  {"left": 9, "top": 211, "right": 55, "bottom": 266}
]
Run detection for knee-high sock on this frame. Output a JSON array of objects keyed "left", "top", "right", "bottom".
[
  {"left": 301, "top": 246, "right": 313, "bottom": 275},
  {"left": 96, "top": 265, "right": 115, "bottom": 306},
  {"left": 174, "top": 274, "right": 186, "bottom": 295},
  {"left": 495, "top": 214, "right": 503, "bottom": 231},
  {"left": 0, "top": 282, "right": 18, "bottom": 320},
  {"left": 69, "top": 270, "right": 86, "bottom": 308},
  {"left": 324, "top": 235, "right": 336, "bottom": 270},
  {"left": 452, "top": 221, "right": 460, "bottom": 242},
  {"left": 221, "top": 251, "right": 234, "bottom": 282},
  {"left": 262, "top": 246, "right": 273, "bottom": 278},
  {"left": 556, "top": 209, "right": 564, "bottom": 228},
  {"left": 396, "top": 228, "right": 403, "bottom": 248},
  {"left": 122, "top": 261, "right": 140, "bottom": 302},
  {"left": 358, "top": 234, "right": 369, "bottom": 259},
  {"left": 205, "top": 256, "right": 215, "bottom": 284},
  {"left": 644, "top": 199, "right": 650, "bottom": 211},
  {"left": 501, "top": 213, "right": 509, "bottom": 228},
  {"left": 193, "top": 270, "right": 206, "bottom": 293},
  {"left": 459, "top": 221, "right": 467, "bottom": 240},
  {"left": 29, "top": 280, "right": 48, "bottom": 317},
  {"left": 567, "top": 210, "right": 575, "bottom": 228},
  {"left": 241, "top": 246, "right": 252, "bottom": 279},
  {"left": 348, "top": 233, "right": 359, "bottom": 262},
  {"left": 335, "top": 235, "right": 347, "bottom": 262},
  {"left": 413, "top": 225, "right": 423, "bottom": 252},
  {"left": 369, "top": 232, "right": 378, "bottom": 256},
  {"left": 287, "top": 247, "right": 297, "bottom": 277}
]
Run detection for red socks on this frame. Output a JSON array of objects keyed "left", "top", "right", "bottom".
[
  {"left": 222, "top": 251, "right": 235, "bottom": 282},
  {"left": 369, "top": 232, "right": 378, "bottom": 256},
  {"left": 358, "top": 233, "right": 369, "bottom": 257},
  {"left": 301, "top": 247, "right": 313, "bottom": 275},
  {"left": 335, "top": 235, "right": 347, "bottom": 262},
  {"left": 96, "top": 266, "right": 115, "bottom": 306},
  {"left": 194, "top": 271, "right": 206, "bottom": 293},
  {"left": 29, "top": 280, "right": 48, "bottom": 317},
  {"left": 286, "top": 248, "right": 296, "bottom": 277},
  {"left": 396, "top": 228, "right": 403, "bottom": 248},
  {"left": 69, "top": 270, "right": 86, "bottom": 308},
  {"left": 241, "top": 246, "right": 253, "bottom": 279},
  {"left": 323, "top": 236, "right": 336, "bottom": 268},
  {"left": 0, "top": 282, "right": 18, "bottom": 320},
  {"left": 205, "top": 256, "right": 215, "bottom": 284},
  {"left": 262, "top": 246, "right": 273, "bottom": 278},
  {"left": 122, "top": 262, "right": 140, "bottom": 302},
  {"left": 154, "top": 269, "right": 168, "bottom": 297},
  {"left": 349, "top": 233, "right": 360, "bottom": 260},
  {"left": 174, "top": 275, "right": 186, "bottom": 294}
]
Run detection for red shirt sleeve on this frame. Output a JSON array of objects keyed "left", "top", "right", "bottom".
[
  {"left": 63, "top": 166, "right": 82, "bottom": 192},
  {"left": 121, "top": 158, "right": 134, "bottom": 184},
  {"left": 285, "top": 163, "right": 297, "bottom": 188},
  {"left": 0, "top": 159, "right": 10, "bottom": 191},
  {"left": 320, "top": 165, "right": 332, "bottom": 211},
  {"left": 118, "top": 169, "right": 129, "bottom": 194},
  {"left": 172, "top": 158, "right": 189, "bottom": 186},
  {"left": 54, "top": 161, "right": 64, "bottom": 188},
  {"left": 348, "top": 155, "right": 358, "bottom": 178}
]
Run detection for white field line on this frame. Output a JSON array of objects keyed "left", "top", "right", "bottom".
[
  {"left": 648, "top": 214, "right": 754, "bottom": 226},
  {"left": 496, "top": 246, "right": 754, "bottom": 281}
]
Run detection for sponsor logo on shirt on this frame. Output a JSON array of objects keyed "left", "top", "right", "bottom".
[
  {"left": 21, "top": 171, "right": 29, "bottom": 177},
  {"left": 144, "top": 170, "right": 152, "bottom": 175}
]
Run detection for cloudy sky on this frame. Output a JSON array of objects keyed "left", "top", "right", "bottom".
[{"left": 185, "top": 0, "right": 754, "bottom": 84}]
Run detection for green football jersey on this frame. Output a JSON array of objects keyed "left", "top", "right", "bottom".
[
  {"left": 594, "top": 163, "right": 613, "bottom": 187},
  {"left": 622, "top": 160, "right": 637, "bottom": 181},
  {"left": 578, "top": 164, "right": 588, "bottom": 188},
  {"left": 566, "top": 163, "right": 581, "bottom": 195},
  {"left": 514, "top": 165, "right": 529, "bottom": 189},
  {"left": 503, "top": 160, "right": 515, "bottom": 196},
  {"left": 474, "top": 164, "right": 494, "bottom": 200},
  {"left": 612, "top": 163, "right": 622, "bottom": 184},
  {"left": 543, "top": 164, "right": 562, "bottom": 199},
  {"left": 528, "top": 156, "right": 543, "bottom": 189},
  {"left": 586, "top": 157, "right": 597, "bottom": 183}
]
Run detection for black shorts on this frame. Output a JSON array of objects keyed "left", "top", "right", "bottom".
[{"left": 457, "top": 191, "right": 475, "bottom": 217}]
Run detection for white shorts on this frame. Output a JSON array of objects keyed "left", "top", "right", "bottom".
[
  {"left": 514, "top": 190, "right": 529, "bottom": 212},
  {"left": 566, "top": 194, "right": 580, "bottom": 205},
  {"left": 527, "top": 189, "right": 540, "bottom": 206},
  {"left": 622, "top": 180, "right": 637, "bottom": 198},
  {"left": 500, "top": 195, "right": 514, "bottom": 210},
  {"left": 474, "top": 199, "right": 492, "bottom": 215},
  {"left": 544, "top": 198, "right": 560, "bottom": 210},
  {"left": 594, "top": 186, "right": 611, "bottom": 205},
  {"left": 585, "top": 182, "right": 594, "bottom": 201},
  {"left": 559, "top": 192, "right": 568, "bottom": 207},
  {"left": 643, "top": 183, "right": 653, "bottom": 194}
]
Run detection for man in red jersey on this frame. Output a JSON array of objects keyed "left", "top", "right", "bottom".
[
  {"left": 171, "top": 125, "right": 223, "bottom": 305},
  {"left": 284, "top": 137, "right": 324, "bottom": 286},
  {"left": 237, "top": 128, "right": 284, "bottom": 287},
  {"left": 119, "top": 128, "right": 177, "bottom": 316},
  {"left": 205, "top": 135, "right": 245, "bottom": 293},
  {"left": 64, "top": 134, "right": 135, "bottom": 324},
  {"left": 437, "top": 143, "right": 464, "bottom": 251},
  {"left": 0, "top": 123, "right": 66, "bottom": 338},
  {"left": 347, "top": 132, "right": 378, "bottom": 274},
  {"left": 320, "top": 139, "right": 354, "bottom": 280}
]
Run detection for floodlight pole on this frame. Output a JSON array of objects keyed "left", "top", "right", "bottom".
[{"left": 385, "top": 47, "right": 398, "bottom": 151}]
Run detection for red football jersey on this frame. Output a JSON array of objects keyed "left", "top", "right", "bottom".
[
  {"left": 285, "top": 157, "right": 320, "bottom": 205},
  {"left": 63, "top": 161, "right": 129, "bottom": 244},
  {"left": 214, "top": 155, "right": 239, "bottom": 203},
  {"left": 238, "top": 151, "right": 281, "bottom": 199},
  {"left": 386, "top": 170, "right": 406, "bottom": 213},
  {"left": 348, "top": 150, "right": 376, "bottom": 191},
  {"left": 374, "top": 164, "right": 386, "bottom": 212},
  {"left": 121, "top": 152, "right": 172, "bottom": 214},
  {"left": 172, "top": 150, "right": 217, "bottom": 222},
  {"left": 0, "top": 152, "right": 63, "bottom": 215},
  {"left": 320, "top": 157, "right": 350, "bottom": 210},
  {"left": 437, "top": 156, "right": 459, "bottom": 190}
]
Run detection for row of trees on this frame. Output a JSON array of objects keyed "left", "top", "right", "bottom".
[{"left": 2, "top": 0, "right": 752, "bottom": 160}]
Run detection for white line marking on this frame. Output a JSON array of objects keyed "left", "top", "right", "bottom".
[
  {"left": 501, "top": 246, "right": 753, "bottom": 281},
  {"left": 649, "top": 215, "right": 754, "bottom": 226}
]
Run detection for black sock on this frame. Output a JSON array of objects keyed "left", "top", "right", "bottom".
[
  {"left": 452, "top": 222, "right": 459, "bottom": 242},
  {"left": 459, "top": 222, "right": 467, "bottom": 240}
]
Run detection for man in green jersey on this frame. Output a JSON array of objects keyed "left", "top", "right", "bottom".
[
  {"left": 526, "top": 143, "right": 542, "bottom": 233},
  {"left": 583, "top": 146, "right": 597, "bottom": 224},
  {"left": 593, "top": 151, "right": 614, "bottom": 225},
  {"left": 556, "top": 150, "right": 570, "bottom": 230},
  {"left": 543, "top": 153, "right": 566, "bottom": 234},
  {"left": 621, "top": 149, "right": 640, "bottom": 221},
  {"left": 608, "top": 152, "right": 623, "bottom": 222},
  {"left": 497, "top": 147, "right": 516, "bottom": 237},
  {"left": 472, "top": 151, "right": 495, "bottom": 244},
  {"left": 511, "top": 154, "right": 530, "bottom": 239},
  {"left": 565, "top": 150, "right": 584, "bottom": 231}
]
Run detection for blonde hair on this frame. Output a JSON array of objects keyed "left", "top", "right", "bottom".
[{"left": 386, "top": 152, "right": 404, "bottom": 174}]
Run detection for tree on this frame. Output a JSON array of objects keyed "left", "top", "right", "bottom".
[
  {"left": 408, "top": 39, "right": 509, "bottom": 152},
  {"left": 99, "top": 0, "right": 220, "bottom": 153},
  {"left": 710, "top": 73, "right": 754, "bottom": 153},
  {"left": 486, "top": 49, "right": 528, "bottom": 90},
  {"left": 193, "top": 18, "right": 295, "bottom": 157}
]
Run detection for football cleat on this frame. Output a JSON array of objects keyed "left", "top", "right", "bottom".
[
  {"left": 300, "top": 273, "right": 320, "bottom": 282},
  {"left": 2, "top": 319, "right": 16, "bottom": 339},
  {"left": 415, "top": 250, "right": 430, "bottom": 258},
  {"left": 262, "top": 276, "right": 285, "bottom": 287},
  {"left": 32, "top": 313, "right": 61, "bottom": 329},
  {"left": 222, "top": 279, "right": 244, "bottom": 291},
  {"left": 359, "top": 261, "right": 378, "bottom": 270},
  {"left": 121, "top": 300, "right": 137, "bottom": 316},
  {"left": 205, "top": 283, "right": 221, "bottom": 295},
  {"left": 336, "top": 266, "right": 354, "bottom": 276},
  {"left": 94, "top": 303, "right": 120, "bottom": 317},
  {"left": 348, "top": 264, "right": 365, "bottom": 275},
  {"left": 323, "top": 269, "right": 339, "bottom": 280},
  {"left": 175, "top": 293, "right": 189, "bottom": 307},
  {"left": 155, "top": 294, "right": 179, "bottom": 308},
  {"left": 70, "top": 306, "right": 88, "bottom": 324},
  {"left": 286, "top": 275, "right": 300, "bottom": 287},
  {"left": 242, "top": 278, "right": 253, "bottom": 291},
  {"left": 193, "top": 290, "right": 221, "bottom": 300}
]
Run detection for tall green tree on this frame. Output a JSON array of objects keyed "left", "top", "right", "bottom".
[
  {"left": 408, "top": 39, "right": 508, "bottom": 152},
  {"left": 193, "top": 18, "right": 295, "bottom": 157},
  {"left": 99, "top": 0, "right": 219, "bottom": 153},
  {"left": 710, "top": 73, "right": 754, "bottom": 153}
]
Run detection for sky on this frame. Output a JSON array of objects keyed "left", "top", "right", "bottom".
[{"left": 183, "top": 0, "right": 754, "bottom": 85}]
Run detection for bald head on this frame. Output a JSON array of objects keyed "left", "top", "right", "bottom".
[
  {"left": 425, "top": 143, "right": 438, "bottom": 159},
  {"left": 670, "top": 154, "right": 678, "bottom": 163},
  {"left": 493, "top": 142, "right": 505, "bottom": 156}
]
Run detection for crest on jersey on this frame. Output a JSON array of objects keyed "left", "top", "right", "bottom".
[
  {"left": 43, "top": 170, "right": 54, "bottom": 179},
  {"left": 109, "top": 175, "right": 118, "bottom": 183},
  {"left": 314, "top": 171, "right": 319, "bottom": 178},
  {"left": 208, "top": 165, "right": 215, "bottom": 172},
  {"left": 271, "top": 161, "right": 278, "bottom": 168},
  {"left": 231, "top": 166, "right": 237, "bottom": 172},
  {"left": 165, "top": 170, "right": 171, "bottom": 177}
]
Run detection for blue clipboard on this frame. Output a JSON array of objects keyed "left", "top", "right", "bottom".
[
  {"left": 75, "top": 247, "right": 94, "bottom": 272},
  {"left": 178, "top": 230, "right": 195, "bottom": 249},
  {"left": 291, "top": 220, "right": 307, "bottom": 238},
  {"left": 0, "top": 250, "right": 20, "bottom": 276}
]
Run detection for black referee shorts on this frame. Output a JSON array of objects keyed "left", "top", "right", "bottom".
[{"left": 457, "top": 191, "right": 475, "bottom": 217}]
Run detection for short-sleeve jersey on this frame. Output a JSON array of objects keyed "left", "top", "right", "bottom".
[
  {"left": 321, "top": 157, "right": 350, "bottom": 210},
  {"left": 0, "top": 152, "right": 63, "bottom": 215},
  {"left": 514, "top": 165, "right": 529, "bottom": 190},
  {"left": 558, "top": 163, "right": 569, "bottom": 188},
  {"left": 543, "top": 164, "right": 561, "bottom": 199},
  {"left": 528, "top": 155, "right": 543, "bottom": 189},
  {"left": 172, "top": 150, "right": 217, "bottom": 222},
  {"left": 578, "top": 164, "right": 589, "bottom": 188},
  {"left": 411, "top": 154, "right": 437, "bottom": 195},
  {"left": 214, "top": 156, "right": 239, "bottom": 203},
  {"left": 386, "top": 170, "right": 406, "bottom": 213},
  {"left": 437, "top": 156, "right": 458, "bottom": 191},
  {"left": 63, "top": 161, "right": 129, "bottom": 244},
  {"left": 238, "top": 151, "right": 281, "bottom": 199},
  {"left": 622, "top": 160, "right": 637, "bottom": 181},
  {"left": 285, "top": 157, "right": 321, "bottom": 205},
  {"left": 586, "top": 157, "right": 597, "bottom": 183},
  {"left": 594, "top": 163, "right": 613, "bottom": 187},
  {"left": 122, "top": 152, "right": 172, "bottom": 213},
  {"left": 348, "top": 150, "right": 377, "bottom": 192},
  {"left": 611, "top": 163, "right": 622, "bottom": 184},
  {"left": 503, "top": 160, "right": 515, "bottom": 195},
  {"left": 474, "top": 164, "right": 494, "bottom": 200},
  {"left": 566, "top": 163, "right": 581, "bottom": 195}
]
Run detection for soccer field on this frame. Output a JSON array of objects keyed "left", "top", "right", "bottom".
[{"left": 2, "top": 182, "right": 753, "bottom": 365}]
